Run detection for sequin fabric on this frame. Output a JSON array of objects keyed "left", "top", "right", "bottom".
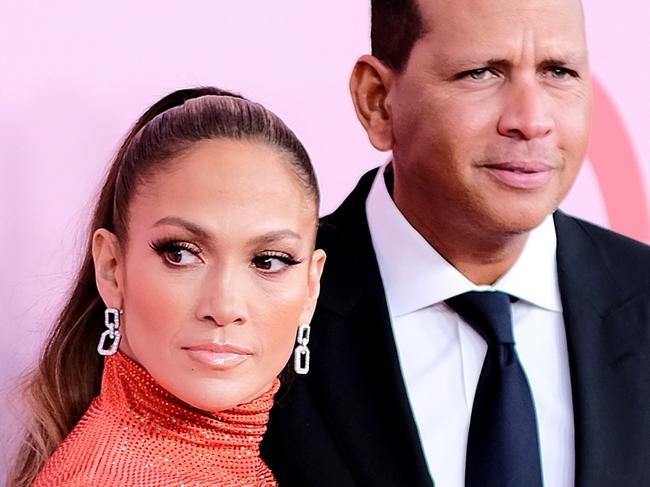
[{"left": 32, "top": 352, "right": 280, "bottom": 486}]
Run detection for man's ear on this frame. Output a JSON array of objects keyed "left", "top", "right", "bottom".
[
  {"left": 349, "top": 54, "right": 397, "bottom": 152},
  {"left": 299, "top": 249, "right": 326, "bottom": 325},
  {"left": 92, "top": 228, "right": 124, "bottom": 309}
]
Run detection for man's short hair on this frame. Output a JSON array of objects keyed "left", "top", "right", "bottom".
[{"left": 371, "top": 0, "right": 426, "bottom": 72}]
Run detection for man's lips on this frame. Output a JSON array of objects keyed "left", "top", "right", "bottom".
[
  {"left": 482, "top": 161, "right": 554, "bottom": 190},
  {"left": 183, "top": 343, "right": 253, "bottom": 369}
]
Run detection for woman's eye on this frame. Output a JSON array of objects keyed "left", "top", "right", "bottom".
[
  {"left": 150, "top": 241, "right": 203, "bottom": 266},
  {"left": 164, "top": 248, "right": 201, "bottom": 265},
  {"left": 252, "top": 253, "right": 300, "bottom": 273}
]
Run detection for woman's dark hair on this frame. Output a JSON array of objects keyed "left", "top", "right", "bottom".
[{"left": 8, "top": 86, "right": 319, "bottom": 487}]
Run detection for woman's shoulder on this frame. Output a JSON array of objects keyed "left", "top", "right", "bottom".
[{"left": 31, "top": 398, "right": 129, "bottom": 486}]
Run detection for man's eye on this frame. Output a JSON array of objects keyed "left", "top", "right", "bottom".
[
  {"left": 463, "top": 68, "right": 496, "bottom": 81},
  {"left": 547, "top": 67, "right": 578, "bottom": 80},
  {"left": 252, "top": 253, "right": 301, "bottom": 273}
]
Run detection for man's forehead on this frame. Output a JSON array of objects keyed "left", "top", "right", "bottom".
[
  {"left": 416, "top": 0, "right": 585, "bottom": 29},
  {"left": 413, "top": 0, "right": 588, "bottom": 59}
]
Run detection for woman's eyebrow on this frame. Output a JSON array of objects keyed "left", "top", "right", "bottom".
[
  {"left": 247, "top": 230, "right": 301, "bottom": 246},
  {"left": 153, "top": 216, "right": 212, "bottom": 240},
  {"left": 153, "top": 218, "right": 301, "bottom": 245}
]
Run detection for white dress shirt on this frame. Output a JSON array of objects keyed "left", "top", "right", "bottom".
[{"left": 366, "top": 165, "right": 575, "bottom": 487}]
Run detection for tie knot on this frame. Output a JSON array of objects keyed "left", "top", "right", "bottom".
[{"left": 445, "top": 291, "right": 514, "bottom": 346}]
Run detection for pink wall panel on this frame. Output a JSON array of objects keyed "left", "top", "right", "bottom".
[{"left": 1, "top": 1, "right": 648, "bottom": 480}]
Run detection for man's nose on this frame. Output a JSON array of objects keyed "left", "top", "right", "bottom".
[
  {"left": 195, "top": 266, "right": 246, "bottom": 327},
  {"left": 497, "top": 78, "right": 554, "bottom": 140}
]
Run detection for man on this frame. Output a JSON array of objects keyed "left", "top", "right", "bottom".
[{"left": 261, "top": 0, "right": 650, "bottom": 485}]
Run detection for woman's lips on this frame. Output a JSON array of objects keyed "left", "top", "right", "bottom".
[
  {"left": 183, "top": 343, "right": 253, "bottom": 369},
  {"left": 483, "top": 161, "right": 553, "bottom": 190}
]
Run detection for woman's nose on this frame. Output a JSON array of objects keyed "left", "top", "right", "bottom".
[{"left": 195, "top": 266, "right": 246, "bottom": 327}]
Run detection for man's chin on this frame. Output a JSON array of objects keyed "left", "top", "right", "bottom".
[{"left": 475, "top": 205, "right": 554, "bottom": 237}]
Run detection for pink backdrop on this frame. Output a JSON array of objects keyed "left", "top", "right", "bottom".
[{"left": 1, "top": 1, "right": 649, "bottom": 480}]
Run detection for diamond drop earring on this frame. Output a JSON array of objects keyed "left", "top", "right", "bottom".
[
  {"left": 293, "top": 323, "right": 311, "bottom": 374},
  {"left": 97, "top": 307, "right": 122, "bottom": 356}
]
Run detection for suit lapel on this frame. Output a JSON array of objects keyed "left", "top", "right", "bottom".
[
  {"left": 309, "top": 169, "right": 434, "bottom": 486},
  {"left": 555, "top": 212, "right": 650, "bottom": 486}
]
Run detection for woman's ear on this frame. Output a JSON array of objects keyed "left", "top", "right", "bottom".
[
  {"left": 299, "top": 249, "right": 326, "bottom": 324},
  {"left": 349, "top": 54, "right": 397, "bottom": 152},
  {"left": 92, "top": 228, "right": 125, "bottom": 308}
]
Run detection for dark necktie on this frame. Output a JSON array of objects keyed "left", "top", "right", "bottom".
[{"left": 445, "top": 291, "right": 543, "bottom": 487}]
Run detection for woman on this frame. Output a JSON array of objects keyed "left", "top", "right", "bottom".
[{"left": 9, "top": 87, "right": 325, "bottom": 486}]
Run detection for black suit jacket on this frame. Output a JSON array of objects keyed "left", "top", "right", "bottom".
[{"left": 261, "top": 169, "right": 650, "bottom": 486}]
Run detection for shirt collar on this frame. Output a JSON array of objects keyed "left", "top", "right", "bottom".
[{"left": 366, "top": 164, "right": 562, "bottom": 317}]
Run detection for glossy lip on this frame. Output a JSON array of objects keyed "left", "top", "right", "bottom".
[
  {"left": 183, "top": 343, "right": 253, "bottom": 370},
  {"left": 483, "top": 161, "right": 554, "bottom": 190}
]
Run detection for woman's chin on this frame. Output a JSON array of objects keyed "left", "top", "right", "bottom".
[{"left": 170, "top": 377, "right": 276, "bottom": 413}]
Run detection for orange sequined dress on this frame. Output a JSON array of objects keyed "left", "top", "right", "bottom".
[{"left": 32, "top": 352, "right": 280, "bottom": 486}]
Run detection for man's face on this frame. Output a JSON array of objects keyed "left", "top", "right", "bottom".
[{"left": 388, "top": 0, "right": 592, "bottom": 237}]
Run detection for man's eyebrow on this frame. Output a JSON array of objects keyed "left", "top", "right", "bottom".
[
  {"left": 444, "top": 57, "right": 512, "bottom": 72},
  {"left": 538, "top": 55, "right": 587, "bottom": 67},
  {"left": 448, "top": 53, "right": 588, "bottom": 70},
  {"left": 247, "top": 230, "right": 302, "bottom": 246},
  {"left": 153, "top": 216, "right": 211, "bottom": 239}
]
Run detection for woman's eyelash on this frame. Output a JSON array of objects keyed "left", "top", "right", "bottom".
[
  {"left": 149, "top": 239, "right": 201, "bottom": 254},
  {"left": 147, "top": 241, "right": 301, "bottom": 270},
  {"left": 263, "top": 252, "right": 300, "bottom": 263},
  {"left": 149, "top": 239, "right": 201, "bottom": 252},
  {"left": 253, "top": 251, "right": 302, "bottom": 269}
]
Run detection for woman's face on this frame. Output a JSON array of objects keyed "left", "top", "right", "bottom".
[{"left": 94, "top": 138, "right": 324, "bottom": 411}]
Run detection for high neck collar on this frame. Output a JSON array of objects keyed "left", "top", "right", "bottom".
[{"left": 100, "top": 352, "right": 280, "bottom": 448}]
